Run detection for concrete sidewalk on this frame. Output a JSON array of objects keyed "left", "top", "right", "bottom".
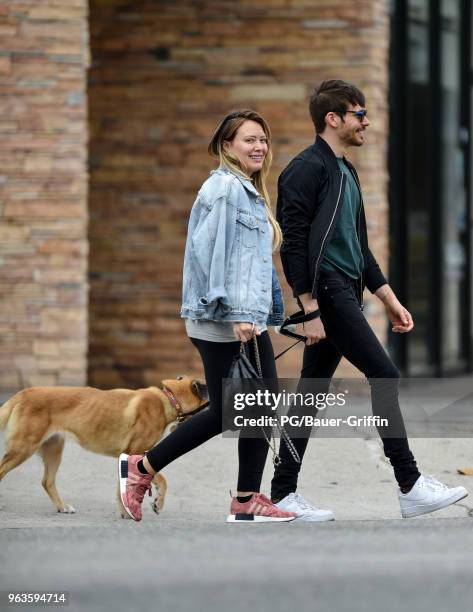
[{"left": 0, "top": 432, "right": 472, "bottom": 526}]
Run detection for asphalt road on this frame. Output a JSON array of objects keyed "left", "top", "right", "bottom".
[{"left": 2, "top": 519, "right": 473, "bottom": 612}]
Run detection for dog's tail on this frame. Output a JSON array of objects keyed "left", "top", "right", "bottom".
[{"left": 0, "top": 395, "right": 18, "bottom": 432}]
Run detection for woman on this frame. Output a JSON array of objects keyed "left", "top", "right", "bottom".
[{"left": 118, "top": 109, "right": 296, "bottom": 523}]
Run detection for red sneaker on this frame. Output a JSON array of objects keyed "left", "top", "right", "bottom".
[
  {"left": 226, "top": 493, "right": 297, "bottom": 523},
  {"left": 118, "top": 454, "right": 153, "bottom": 521}
]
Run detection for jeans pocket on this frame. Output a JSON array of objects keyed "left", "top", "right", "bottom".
[{"left": 321, "top": 278, "right": 348, "bottom": 299}]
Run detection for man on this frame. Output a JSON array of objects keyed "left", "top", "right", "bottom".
[{"left": 271, "top": 80, "right": 468, "bottom": 521}]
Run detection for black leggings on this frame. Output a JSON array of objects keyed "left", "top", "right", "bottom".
[{"left": 145, "top": 331, "right": 277, "bottom": 492}]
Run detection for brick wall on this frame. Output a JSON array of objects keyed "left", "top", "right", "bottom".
[
  {"left": 0, "top": 1, "right": 89, "bottom": 394},
  {"left": 88, "top": 0, "right": 390, "bottom": 387}
]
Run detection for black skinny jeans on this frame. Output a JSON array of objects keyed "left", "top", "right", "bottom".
[
  {"left": 145, "top": 331, "right": 277, "bottom": 492},
  {"left": 271, "top": 269, "right": 421, "bottom": 501}
]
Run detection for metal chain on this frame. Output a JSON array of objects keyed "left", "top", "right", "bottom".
[
  {"left": 252, "top": 335, "right": 263, "bottom": 378},
  {"left": 246, "top": 336, "right": 300, "bottom": 465},
  {"left": 260, "top": 427, "right": 281, "bottom": 466},
  {"left": 277, "top": 423, "right": 301, "bottom": 464}
]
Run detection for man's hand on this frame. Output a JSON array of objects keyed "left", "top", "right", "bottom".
[
  {"left": 303, "top": 317, "right": 326, "bottom": 345},
  {"left": 375, "top": 284, "right": 414, "bottom": 333},
  {"left": 385, "top": 301, "right": 414, "bottom": 333},
  {"left": 232, "top": 322, "right": 261, "bottom": 342},
  {"left": 298, "top": 293, "right": 326, "bottom": 346}
]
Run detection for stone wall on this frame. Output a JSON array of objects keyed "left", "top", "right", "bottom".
[
  {"left": 87, "top": 0, "right": 391, "bottom": 387},
  {"left": 0, "top": 1, "right": 89, "bottom": 394}
]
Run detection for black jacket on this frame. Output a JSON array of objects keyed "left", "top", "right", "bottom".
[{"left": 277, "top": 135, "right": 386, "bottom": 304}]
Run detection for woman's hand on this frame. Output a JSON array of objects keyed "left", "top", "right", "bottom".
[{"left": 232, "top": 322, "right": 261, "bottom": 342}]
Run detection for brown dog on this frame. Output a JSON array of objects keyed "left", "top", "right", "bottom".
[{"left": 0, "top": 376, "right": 208, "bottom": 517}]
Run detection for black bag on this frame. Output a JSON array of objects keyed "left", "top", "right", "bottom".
[
  {"left": 229, "top": 345, "right": 260, "bottom": 378},
  {"left": 227, "top": 337, "right": 300, "bottom": 466},
  {"left": 228, "top": 340, "right": 267, "bottom": 395}
]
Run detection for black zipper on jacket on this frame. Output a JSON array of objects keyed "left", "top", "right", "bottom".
[{"left": 311, "top": 171, "right": 345, "bottom": 297}]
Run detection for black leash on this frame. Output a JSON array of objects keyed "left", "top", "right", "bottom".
[{"left": 274, "top": 308, "right": 320, "bottom": 359}]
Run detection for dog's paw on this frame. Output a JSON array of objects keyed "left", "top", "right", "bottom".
[
  {"left": 150, "top": 493, "right": 164, "bottom": 514},
  {"left": 57, "top": 504, "right": 76, "bottom": 514}
]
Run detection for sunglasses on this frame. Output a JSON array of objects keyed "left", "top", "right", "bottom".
[{"left": 333, "top": 109, "right": 368, "bottom": 121}]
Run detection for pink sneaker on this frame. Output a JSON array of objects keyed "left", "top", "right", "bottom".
[
  {"left": 118, "top": 453, "right": 153, "bottom": 521},
  {"left": 226, "top": 493, "right": 297, "bottom": 523}
]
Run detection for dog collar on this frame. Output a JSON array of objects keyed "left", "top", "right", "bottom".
[{"left": 162, "top": 387, "right": 185, "bottom": 422}]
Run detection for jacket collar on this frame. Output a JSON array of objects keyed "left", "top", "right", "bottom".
[
  {"left": 314, "top": 135, "right": 341, "bottom": 171},
  {"left": 212, "top": 165, "right": 261, "bottom": 198},
  {"left": 314, "top": 135, "right": 361, "bottom": 177}
]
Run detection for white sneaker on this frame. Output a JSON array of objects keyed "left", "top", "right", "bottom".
[
  {"left": 399, "top": 474, "right": 468, "bottom": 518},
  {"left": 275, "top": 492, "right": 335, "bottom": 522}
]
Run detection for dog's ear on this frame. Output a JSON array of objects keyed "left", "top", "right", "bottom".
[
  {"left": 176, "top": 375, "right": 185, "bottom": 380},
  {"left": 192, "top": 379, "right": 208, "bottom": 401}
]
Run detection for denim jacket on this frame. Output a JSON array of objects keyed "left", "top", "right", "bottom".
[{"left": 181, "top": 165, "right": 284, "bottom": 327}]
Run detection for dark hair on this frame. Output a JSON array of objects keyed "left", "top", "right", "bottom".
[{"left": 309, "top": 80, "right": 365, "bottom": 133}]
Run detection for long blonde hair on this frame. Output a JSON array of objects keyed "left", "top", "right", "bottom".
[{"left": 208, "top": 109, "right": 282, "bottom": 251}]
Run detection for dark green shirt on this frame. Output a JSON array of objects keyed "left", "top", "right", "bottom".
[{"left": 320, "top": 157, "right": 363, "bottom": 279}]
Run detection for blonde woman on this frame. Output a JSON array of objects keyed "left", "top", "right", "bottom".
[{"left": 118, "top": 110, "right": 296, "bottom": 523}]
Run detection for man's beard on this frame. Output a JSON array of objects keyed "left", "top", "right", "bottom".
[{"left": 342, "top": 129, "right": 364, "bottom": 147}]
